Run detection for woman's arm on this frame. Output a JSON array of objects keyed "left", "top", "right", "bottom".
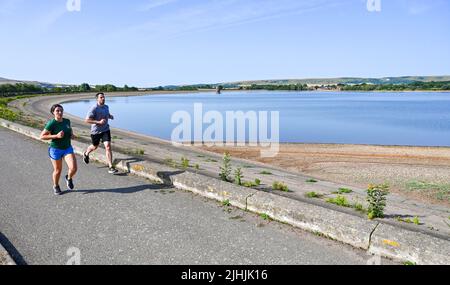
[{"left": 40, "top": 129, "right": 64, "bottom": 140}]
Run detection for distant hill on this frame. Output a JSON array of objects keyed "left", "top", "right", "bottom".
[
  {"left": 0, "top": 77, "right": 60, "bottom": 88},
  {"left": 3, "top": 75, "right": 450, "bottom": 90},
  {"left": 222, "top": 76, "right": 450, "bottom": 87}
]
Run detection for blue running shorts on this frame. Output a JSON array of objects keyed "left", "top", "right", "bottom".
[{"left": 48, "top": 146, "right": 74, "bottom": 160}]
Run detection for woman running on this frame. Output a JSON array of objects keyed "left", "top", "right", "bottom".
[{"left": 40, "top": 104, "right": 78, "bottom": 195}]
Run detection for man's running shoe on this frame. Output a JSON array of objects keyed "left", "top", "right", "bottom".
[
  {"left": 83, "top": 152, "right": 90, "bottom": 165},
  {"left": 53, "top": 185, "right": 62, "bottom": 196},
  {"left": 108, "top": 167, "right": 119, "bottom": 174},
  {"left": 65, "top": 175, "right": 75, "bottom": 190}
]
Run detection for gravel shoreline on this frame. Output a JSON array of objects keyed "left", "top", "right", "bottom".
[{"left": 203, "top": 143, "right": 450, "bottom": 207}]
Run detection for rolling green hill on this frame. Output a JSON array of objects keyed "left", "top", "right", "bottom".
[
  {"left": 223, "top": 76, "right": 450, "bottom": 87},
  {"left": 0, "top": 77, "right": 58, "bottom": 88}
]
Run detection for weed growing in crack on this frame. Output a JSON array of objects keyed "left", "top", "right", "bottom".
[
  {"left": 219, "top": 152, "right": 232, "bottom": 182},
  {"left": 272, "top": 181, "right": 289, "bottom": 192},
  {"left": 326, "top": 195, "right": 351, "bottom": 207},
  {"left": 181, "top": 157, "right": 190, "bottom": 169},
  {"left": 234, "top": 167, "right": 243, "bottom": 186},
  {"left": 306, "top": 192, "right": 323, "bottom": 198},
  {"left": 367, "top": 184, "right": 389, "bottom": 220}
]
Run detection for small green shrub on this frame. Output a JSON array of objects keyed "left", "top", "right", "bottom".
[
  {"left": 306, "top": 192, "right": 323, "bottom": 198},
  {"left": 234, "top": 167, "right": 243, "bottom": 186},
  {"left": 260, "top": 171, "right": 272, "bottom": 175},
  {"left": 260, "top": 213, "right": 271, "bottom": 221},
  {"left": 164, "top": 158, "right": 178, "bottom": 168},
  {"left": 306, "top": 179, "right": 318, "bottom": 183},
  {"left": 353, "top": 203, "right": 366, "bottom": 213},
  {"left": 403, "top": 261, "right": 416, "bottom": 266},
  {"left": 243, "top": 179, "right": 261, "bottom": 188},
  {"left": 367, "top": 184, "right": 389, "bottom": 219},
  {"left": 222, "top": 199, "right": 231, "bottom": 207},
  {"left": 181, "top": 157, "right": 190, "bottom": 169},
  {"left": 273, "top": 181, "right": 289, "bottom": 192},
  {"left": 338, "top": 188, "right": 353, "bottom": 194},
  {"left": 219, "top": 152, "right": 232, "bottom": 182},
  {"left": 326, "top": 195, "right": 351, "bottom": 207},
  {"left": 397, "top": 217, "right": 413, "bottom": 224},
  {"left": 0, "top": 107, "right": 18, "bottom": 121}
]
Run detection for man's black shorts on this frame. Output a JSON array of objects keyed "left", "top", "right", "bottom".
[{"left": 91, "top": 130, "right": 112, "bottom": 146}]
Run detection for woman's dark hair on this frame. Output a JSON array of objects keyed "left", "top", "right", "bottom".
[{"left": 50, "top": 104, "right": 63, "bottom": 114}]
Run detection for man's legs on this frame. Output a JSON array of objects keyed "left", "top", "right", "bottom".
[
  {"left": 83, "top": 133, "right": 101, "bottom": 164},
  {"left": 104, "top": 141, "right": 118, "bottom": 174},
  {"left": 104, "top": 141, "right": 113, "bottom": 168},
  {"left": 85, "top": 144, "right": 98, "bottom": 156},
  {"left": 102, "top": 131, "right": 117, "bottom": 173}
]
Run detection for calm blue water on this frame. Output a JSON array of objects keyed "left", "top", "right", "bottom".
[{"left": 64, "top": 91, "right": 450, "bottom": 146}]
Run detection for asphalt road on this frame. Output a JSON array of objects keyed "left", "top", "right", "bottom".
[{"left": 0, "top": 126, "right": 389, "bottom": 265}]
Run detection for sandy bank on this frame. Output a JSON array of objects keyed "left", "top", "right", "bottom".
[{"left": 201, "top": 143, "right": 450, "bottom": 207}]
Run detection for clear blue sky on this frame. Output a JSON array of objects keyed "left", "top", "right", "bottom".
[{"left": 1, "top": 0, "right": 449, "bottom": 87}]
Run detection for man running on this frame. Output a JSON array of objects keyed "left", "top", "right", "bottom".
[{"left": 83, "top": 92, "right": 118, "bottom": 174}]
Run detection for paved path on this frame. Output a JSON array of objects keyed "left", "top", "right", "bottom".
[{"left": 0, "top": 127, "right": 392, "bottom": 265}]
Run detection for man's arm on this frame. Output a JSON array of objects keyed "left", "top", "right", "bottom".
[
  {"left": 85, "top": 117, "right": 106, "bottom": 125},
  {"left": 107, "top": 106, "right": 114, "bottom": 120}
]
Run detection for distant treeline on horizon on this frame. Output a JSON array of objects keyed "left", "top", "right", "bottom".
[
  {"left": 0, "top": 83, "right": 139, "bottom": 97},
  {"left": 340, "top": 81, "right": 450, "bottom": 91},
  {"left": 160, "top": 81, "right": 450, "bottom": 92},
  {"left": 1, "top": 81, "right": 450, "bottom": 97}
]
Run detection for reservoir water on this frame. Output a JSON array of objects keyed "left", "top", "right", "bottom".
[{"left": 64, "top": 91, "right": 450, "bottom": 146}]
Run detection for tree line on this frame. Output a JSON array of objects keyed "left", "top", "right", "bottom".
[
  {"left": 150, "top": 85, "right": 215, "bottom": 91},
  {"left": 3, "top": 80, "right": 450, "bottom": 97},
  {"left": 0, "top": 83, "right": 139, "bottom": 97},
  {"left": 341, "top": 81, "right": 450, "bottom": 91},
  {"left": 242, "top": 84, "right": 310, "bottom": 91}
]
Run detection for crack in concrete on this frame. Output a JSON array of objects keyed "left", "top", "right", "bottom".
[
  {"left": 368, "top": 222, "right": 380, "bottom": 250},
  {"left": 245, "top": 192, "right": 258, "bottom": 212}
]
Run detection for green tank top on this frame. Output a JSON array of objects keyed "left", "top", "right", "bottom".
[{"left": 44, "top": 118, "right": 72, "bottom": 150}]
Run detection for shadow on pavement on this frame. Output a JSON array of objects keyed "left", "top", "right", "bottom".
[
  {"left": 0, "top": 231, "right": 27, "bottom": 265},
  {"left": 62, "top": 184, "right": 171, "bottom": 195}
]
